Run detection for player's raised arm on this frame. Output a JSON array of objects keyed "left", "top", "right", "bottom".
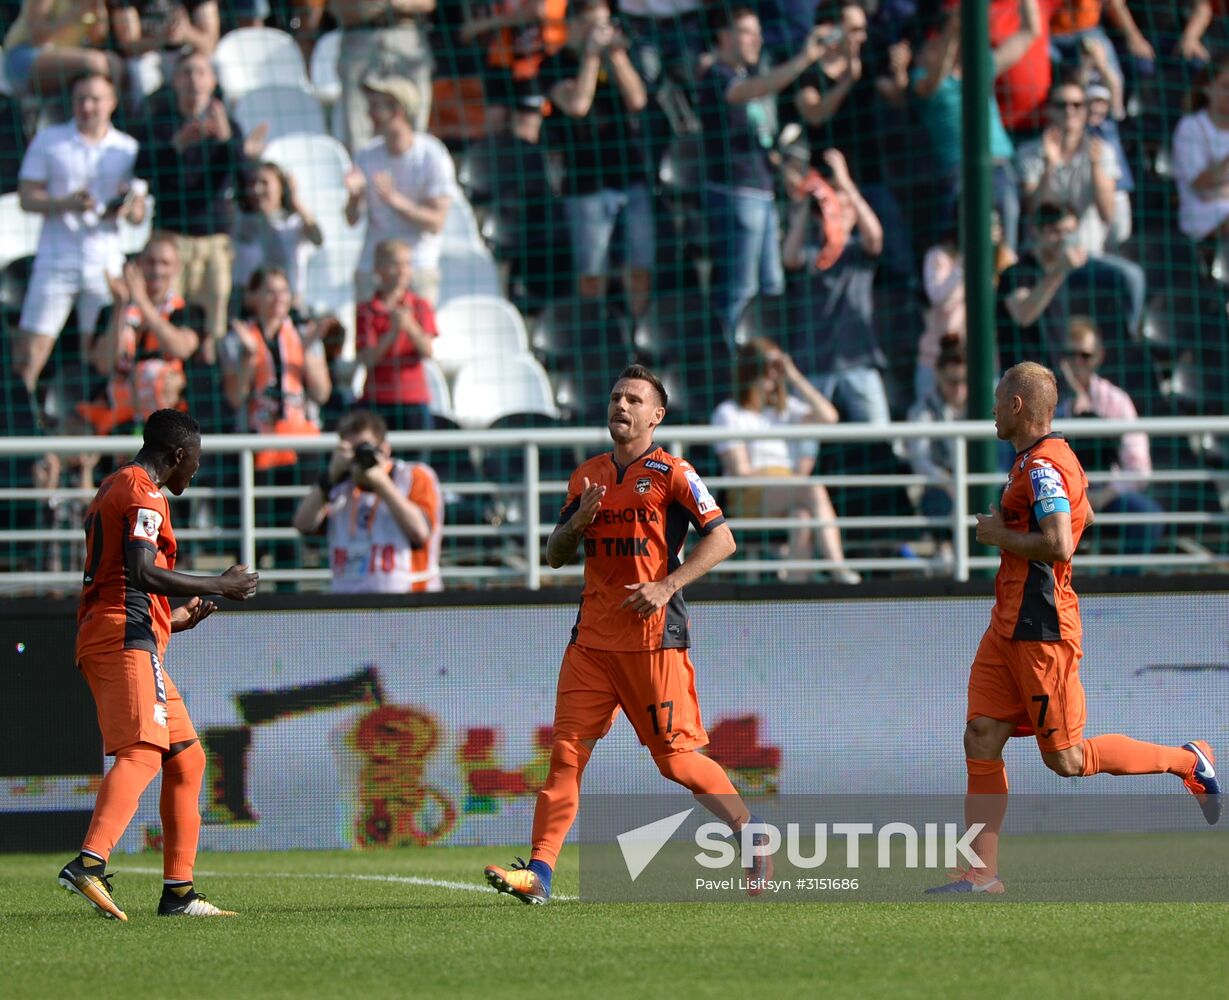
[
  {"left": 125, "top": 546, "right": 260, "bottom": 601},
  {"left": 546, "top": 476, "right": 605, "bottom": 568}
]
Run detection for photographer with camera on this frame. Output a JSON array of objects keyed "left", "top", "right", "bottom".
[{"left": 292, "top": 409, "right": 443, "bottom": 594}]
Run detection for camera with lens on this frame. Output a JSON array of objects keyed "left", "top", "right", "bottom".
[{"left": 353, "top": 442, "right": 381, "bottom": 470}]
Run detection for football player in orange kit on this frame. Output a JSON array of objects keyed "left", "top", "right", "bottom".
[
  {"left": 484, "top": 365, "right": 768, "bottom": 903},
  {"left": 62, "top": 409, "right": 259, "bottom": 920},
  {"left": 929, "top": 362, "right": 1219, "bottom": 895}
]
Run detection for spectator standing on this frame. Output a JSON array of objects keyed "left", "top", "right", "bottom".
[
  {"left": 459, "top": 0, "right": 568, "bottom": 133},
  {"left": 1050, "top": 0, "right": 1155, "bottom": 80},
  {"left": 355, "top": 238, "right": 438, "bottom": 432},
  {"left": 1172, "top": 57, "right": 1229, "bottom": 252},
  {"left": 134, "top": 51, "right": 256, "bottom": 361},
  {"left": 15, "top": 71, "right": 145, "bottom": 396},
  {"left": 221, "top": 267, "right": 331, "bottom": 468},
  {"left": 989, "top": 0, "right": 1055, "bottom": 135},
  {"left": 329, "top": 0, "right": 435, "bottom": 150},
  {"left": 697, "top": 6, "right": 827, "bottom": 342},
  {"left": 80, "top": 232, "right": 201, "bottom": 434},
  {"left": 292, "top": 409, "right": 443, "bottom": 593},
  {"left": 712, "top": 337, "right": 859, "bottom": 584},
  {"left": 345, "top": 76, "right": 454, "bottom": 306},
  {"left": 1057, "top": 315, "right": 1163, "bottom": 561},
  {"left": 917, "top": 213, "right": 1016, "bottom": 403},
  {"left": 233, "top": 161, "right": 324, "bottom": 316},
  {"left": 1015, "top": 77, "right": 1144, "bottom": 329},
  {"left": 4, "top": 0, "right": 124, "bottom": 98},
  {"left": 782, "top": 148, "right": 891, "bottom": 426},
  {"left": 108, "top": 0, "right": 220, "bottom": 104},
  {"left": 794, "top": 2, "right": 914, "bottom": 281},
  {"left": 538, "top": 0, "right": 655, "bottom": 316},
  {"left": 910, "top": 0, "right": 1041, "bottom": 252},
  {"left": 907, "top": 335, "right": 968, "bottom": 524},
  {"left": 994, "top": 201, "right": 1134, "bottom": 369}
]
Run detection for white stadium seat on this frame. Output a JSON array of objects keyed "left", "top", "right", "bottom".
[
  {"left": 452, "top": 354, "right": 559, "bottom": 429},
  {"left": 263, "top": 133, "right": 351, "bottom": 217},
  {"left": 433, "top": 294, "right": 529, "bottom": 376},
  {"left": 422, "top": 357, "right": 453, "bottom": 419},
  {"left": 436, "top": 244, "right": 501, "bottom": 305},
  {"left": 0, "top": 193, "right": 42, "bottom": 269},
  {"left": 233, "top": 86, "right": 328, "bottom": 144},
  {"left": 441, "top": 190, "right": 483, "bottom": 251},
  {"left": 214, "top": 27, "right": 309, "bottom": 103}
]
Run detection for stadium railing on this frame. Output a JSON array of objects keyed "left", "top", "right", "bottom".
[{"left": 2, "top": 415, "right": 1227, "bottom": 593}]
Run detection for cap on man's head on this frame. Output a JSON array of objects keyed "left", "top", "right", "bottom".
[
  {"left": 1086, "top": 83, "right": 1112, "bottom": 103},
  {"left": 362, "top": 75, "right": 420, "bottom": 123}
]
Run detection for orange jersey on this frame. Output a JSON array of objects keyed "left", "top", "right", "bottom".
[
  {"left": 560, "top": 446, "right": 726, "bottom": 651},
  {"left": 989, "top": 433, "right": 1090, "bottom": 642},
  {"left": 1050, "top": 0, "right": 1102, "bottom": 35},
  {"left": 76, "top": 464, "right": 177, "bottom": 661}
]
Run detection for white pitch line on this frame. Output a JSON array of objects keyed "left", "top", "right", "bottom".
[{"left": 123, "top": 866, "right": 578, "bottom": 902}]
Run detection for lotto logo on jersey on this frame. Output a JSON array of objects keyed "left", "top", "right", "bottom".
[
  {"left": 684, "top": 469, "right": 717, "bottom": 514},
  {"left": 132, "top": 507, "right": 162, "bottom": 540},
  {"left": 1029, "top": 466, "right": 1067, "bottom": 502}
]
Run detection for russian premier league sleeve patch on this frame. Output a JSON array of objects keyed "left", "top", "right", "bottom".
[
  {"left": 684, "top": 468, "right": 717, "bottom": 515},
  {"left": 132, "top": 507, "right": 163, "bottom": 540},
  {"left": 1029, "top": 465, "right": 1070, "bottom": 518}
]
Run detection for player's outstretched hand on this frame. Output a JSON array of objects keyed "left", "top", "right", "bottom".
[
  {"left": 975, "top": 504, "right": 1005, "bottom": 546},
  {"left": 571, "top": 477, "right": 606, "bottom": 529},
  {"left": 171, "top": 596, "right": 217, "bottom": 633},
  {"left": 621, "top": 580, "right": 674, "bottom": 619},
  {"left": 218, "top": 564, "right": 260, "bottom": 601}
]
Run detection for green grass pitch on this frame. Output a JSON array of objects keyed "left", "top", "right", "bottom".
[{"left": 2, "top": 848, "right": 1225, "bottom": 999}]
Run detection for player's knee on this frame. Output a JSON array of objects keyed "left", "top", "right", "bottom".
[
  {"left": 1042, "top": 749, "right": 1083, "bottom": 778},
  {"left": 549, "top": 738, "right": 593, "bottom": 776},
  {"left": 163, "top": 739, "right": 205, "bottom": 777},
  {"left": 653, "top": 751, "right": 696, "bottom": 788},
  {"left": 963, "top": 719, "right": 1005, "bottom": 759}
]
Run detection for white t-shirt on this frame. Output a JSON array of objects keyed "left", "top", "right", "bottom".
[
  {"left": 1171, "top": 110, "right": 1229, "bottom": 240},
  {"left": 19, "top": 122, "right": 137, "bottom": 271},
  {"left": 711, "top": 397, "right": 817, "bottom": 470},
  {"left": 233, "top": 211, "right": 316, "bottom": 306},
  {"left": 1016, "top": 135, "right": 1120, "bottom": 255},
  {"left": 355, "top": 133, "right": 456, "bottom": 274}
]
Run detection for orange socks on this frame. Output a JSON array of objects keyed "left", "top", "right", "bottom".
[
  {"left": 1080, "top": 735, "right": 1196, "bottom": 777},
  {"left": 530, "top": 739, "right": 593, "bottom": 868},
  {"left": 81, "top": 744, "right": 163, "bottom": 861},
  {"left": 161, "top": 741, "right": 206, "bottom": 882},
  {"left": 966, "top": 758, "right": 1009, "bottom": 877}
]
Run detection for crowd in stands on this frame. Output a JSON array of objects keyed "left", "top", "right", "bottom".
[{"left": 1, "top": 0, "right": 1227, "bottom": 586}]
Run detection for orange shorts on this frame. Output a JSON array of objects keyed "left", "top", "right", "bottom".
[
  {"left": 79, "top": 648, "right": 197, "bottom": 755},
  {"left": 552, "top": 644, "right": 708, "bottom": 757},
  {"left": 967, "top": 628, "right": 1087, "bottom": 752}
]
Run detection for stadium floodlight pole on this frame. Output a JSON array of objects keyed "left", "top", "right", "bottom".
[{"left": 960, "top": 0, "right": 998, "bottom": 556}]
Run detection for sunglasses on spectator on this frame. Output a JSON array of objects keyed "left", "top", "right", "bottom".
[
  {"left": 1063, "top": 349, "right": 1096, "bottom": 359},
  {"left": 1052, "top": 99, "right": 1086, "bottom": 109}
]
